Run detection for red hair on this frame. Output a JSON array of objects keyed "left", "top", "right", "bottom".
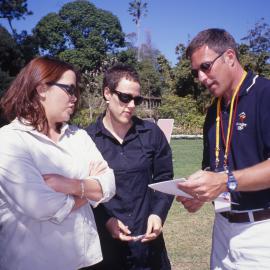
[{"left": 1, "top": 56, "right": 80, "bottom": 133}]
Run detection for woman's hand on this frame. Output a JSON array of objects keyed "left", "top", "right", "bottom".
[
  {"left": 106, "top": 217, "right": 133, "bottom": 241},
  {"left": 141, "top": 214, "right": 162, "bottom": 243}
]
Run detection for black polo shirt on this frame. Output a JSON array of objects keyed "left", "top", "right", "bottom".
[{"left": 202, "top": 72, "right": 270, "bottom": 210}]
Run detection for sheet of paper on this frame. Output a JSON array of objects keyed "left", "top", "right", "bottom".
[
  {"left": 149, "top": 180, "right": 234, "bottom": 212},
  {"left": 148, "top": 179, "right": 192, "bottom": 198}
]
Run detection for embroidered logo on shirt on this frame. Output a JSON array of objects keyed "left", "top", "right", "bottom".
[{"left": 236, "top": 112, "right": 247, "bottom": 131}]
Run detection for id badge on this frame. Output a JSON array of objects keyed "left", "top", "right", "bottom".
[{"left": 214, "top": 192, "right": 231, "bottom": 213}]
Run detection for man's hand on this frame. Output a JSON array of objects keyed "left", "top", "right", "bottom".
[
  {"left": 176, "top": 196, "right": 204, "bottom": 213},
  {"left": 177, "top": 170, "right": 227, "bottom": 202},
  {"left": 106, "top": 217, "right": 133, "bottom": 241},
  {"left": 141, "top": 214, "right": 162, "bottom": 243}
]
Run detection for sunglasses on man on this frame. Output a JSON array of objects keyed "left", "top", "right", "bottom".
[
  {"left": 47, "top": 82, "right": 76, "bottom": 96},
  {"left": 191, "top": 52, "right": 225, "bottom": 78},
  {"left": 111, "top": 89, "right": 144, "bottom": 106}
]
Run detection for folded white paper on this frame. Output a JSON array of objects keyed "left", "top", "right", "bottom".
[
  {"left": 149, "top": 179, "right": 192, "bottom": 198},
  {"left": 149, "top": 179, "right": 236, "bottom": 212}
]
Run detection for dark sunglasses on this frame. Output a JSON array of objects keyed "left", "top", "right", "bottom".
[
  {"left": 47, "top": 82, "right": 76, "bottom": 96},
  {"left": 111, "top": 89, "right": 144, "bottom": 106},
  {"left": 191, "top": 52, "right": 225, "bottom": 78}
]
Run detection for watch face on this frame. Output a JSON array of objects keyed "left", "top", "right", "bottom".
[
  {"left": 228, "top": 181, "right": 237, "bottom": 190},
  {"left": 227, "top": 173, "right": 238, "bottom": 192}
]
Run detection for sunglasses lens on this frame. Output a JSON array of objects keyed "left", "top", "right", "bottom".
[
  {"left": 66, "top": 85, "right": 76, "bottom": 96},
  {"left": 117, "top": 93, "right": 132, "bottom": 103},
  {"left": 200, "top": 62, "right": 212, "bottom": 72},
  {"left": 134, "top": 96, "right": 144, "bottom": 105},
  {"left": 113, "top": 90, "right": 143, "bottom": 106}
]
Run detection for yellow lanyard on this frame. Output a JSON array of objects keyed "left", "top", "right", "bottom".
[{"left": 215, "top": 71, "right": 247, "bottom": 170}]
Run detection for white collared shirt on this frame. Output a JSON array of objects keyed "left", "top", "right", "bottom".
[{"left": 0, "top": 119, "right": 115, "bottom": 270}]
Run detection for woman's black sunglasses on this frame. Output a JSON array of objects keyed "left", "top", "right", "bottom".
[
  {"left": 191, "top": 52, "right": 224, "bottom": 78},
  {"left": 111, "top": 89, "right": 144, "bottom": 106},
  {"left": 47, "top": 82, "right": 76, "bottom": 96}
]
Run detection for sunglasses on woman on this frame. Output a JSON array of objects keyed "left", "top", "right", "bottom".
[
  {"left": 47, "top": 82, "right": 76, "bottom": 96},
  {"left": 111, "top": 89, "right": 144, "bottom": 106},
  {"left": 191, "top": 52, "right": 225, "bottom": 78}
]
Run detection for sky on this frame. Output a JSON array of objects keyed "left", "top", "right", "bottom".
[{"left": 1, "top": 0, "right": 270, "bottom": 66}]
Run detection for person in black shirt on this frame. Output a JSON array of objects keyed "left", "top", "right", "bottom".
[{"left": 85, "top": 64, "right": 174, "bottom": 270}]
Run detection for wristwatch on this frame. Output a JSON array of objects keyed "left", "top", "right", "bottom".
[{"left": 226, "top": 170, "right": 238, "bottom": 192}]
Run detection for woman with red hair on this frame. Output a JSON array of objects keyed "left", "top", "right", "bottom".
[{"left": 0, "top": 57, "right": 115, "bottom": 270}]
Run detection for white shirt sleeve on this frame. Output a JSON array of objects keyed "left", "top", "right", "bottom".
[
  {"left": 80, "top": 130, "right": 116, "bottom": 207},
  {"left": 0, "top": 130, "right": 75, "bottom": 223}
]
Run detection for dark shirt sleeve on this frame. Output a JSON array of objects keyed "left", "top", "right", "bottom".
[{"left": 150, "top": 125, "right": 174, "bottom": 223}]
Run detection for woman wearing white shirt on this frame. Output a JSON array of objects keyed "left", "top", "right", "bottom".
[{"left": 0, "top": 57, "right": 115, "bottom": 270}]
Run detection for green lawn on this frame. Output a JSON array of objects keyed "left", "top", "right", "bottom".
[{"left": 163, "top": 139, "right": 214, "bottom": 270}]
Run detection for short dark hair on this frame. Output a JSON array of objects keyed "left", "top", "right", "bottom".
[
  {"left": 0, "top": 56, "right": 80, "bottom": 133},
  {"left": 102, "top": 63, "right": 140, "bottom": 99},
  {"left": 186, "top": 28, "right": 239, "bottom": 59}
]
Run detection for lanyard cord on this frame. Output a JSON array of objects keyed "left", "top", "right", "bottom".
[
  {"left": 220, "top": 91, "right": 240, "bottom": 167},
  {"left": 215, "top": 71, "right": 247, "bottom": 170}
]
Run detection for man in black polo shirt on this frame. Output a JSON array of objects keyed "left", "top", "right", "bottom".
[{"left": 177, "top": 28, "right": 270, "bottom": 269}]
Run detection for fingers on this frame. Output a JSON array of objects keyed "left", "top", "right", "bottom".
[
  {"left": 142, "top": 214, "right": 162, "bottom": 243},
  {"left": 106, "top": 218, "right": 133, "bottom": 242},
  {"left": 117, "top": 219, "right": 131, "bottom": 235},
  {"left": 177, "top": 170, "right": 223, "bottom": 202},
  {"left": 118, "top": 232, "right": 133, "bottom": 241},
  {"left": 177, "top": 181, "right": 199, "bottom": 199},
  {"left": 176, "top": 196, "right": 204, "bottom": 213}
]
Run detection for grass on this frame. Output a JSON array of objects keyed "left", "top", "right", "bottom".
[{"left": 163, "top": 139, "right": 214, "bottom": 270}]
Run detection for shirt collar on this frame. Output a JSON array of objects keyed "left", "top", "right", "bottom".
[
  {"left": 90, "top": 114, "right": 151, "bottom": 138},
  {"left": 9, "top": 118, "right": 71, "bottom": 141},
  {"left": 238, "top": 71, "right": 258, "bottom": 97},
  {"left": 219, "top": 71, "right": 258, "bottom": 109}
]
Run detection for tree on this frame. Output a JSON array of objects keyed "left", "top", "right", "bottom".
[
  {"left": 173, "top": 42, "right": 212, "bottom": 113},
  {"left": 0, "top": 1, "right": 37, "bottom": 81},
  {"left": 157, "top": 54, "right": 174, "bottom": 93},
  {"left": 156, "top": 94, "right": 205, "bottom": 134},
  {"left": 128, "top": 0, "right": 148, "bottom": 61},
  {"left": 0, "top": 26, "right": 23, "bottom": 74},
  {"left": 138, "top": 59, "right": 163, "bottom": 97},
  {"left": 0, "top": 0, "right": 32, "bottom": 37},
  {"left": 33, "top": 0, "right": 125, "bottom": 71},
  {"left": 241, "top": 18, "right": 270, "bottom": 54},
  {"left": 0, "top": 25, "right": 27, "bottom": 94},
  {"left": 240, "top": 18, "right": 270, "bottom": 78}
]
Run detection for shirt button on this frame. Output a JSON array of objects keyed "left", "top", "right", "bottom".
[
  {"left": 120, "top": 152, "right": 123, "bottom": 155},
  {"left": 128, "top": 214, "right": 132, "bottom": 217}
]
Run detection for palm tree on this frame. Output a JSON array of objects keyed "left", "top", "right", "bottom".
[{"left": 128, "top": 0, "right": 148, "bottom": 61}]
